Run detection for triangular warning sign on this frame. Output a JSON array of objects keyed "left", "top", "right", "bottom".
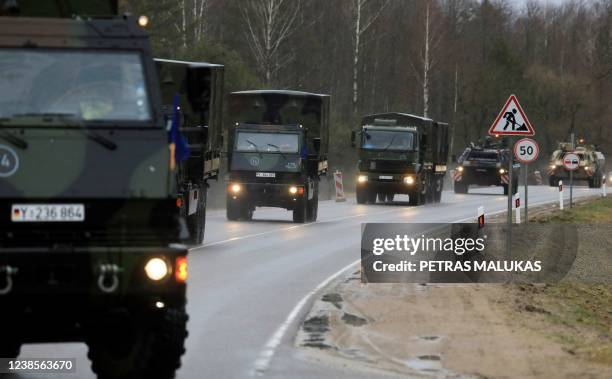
[{"left": 488, "top": 95, "right": 535, "bottom": 136}]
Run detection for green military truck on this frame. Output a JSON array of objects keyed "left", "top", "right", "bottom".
[
  {"left": 548, "top": 142, "right": 606, "bottom": 188},
  {"left": 453, "top": 138, "right": 519, "bottom": 195},
  {"left": 155, "top": 59, "right": 224, "bottom": 245},
  {"left": 351, "top": 113, "right": 449, "bottom": 205},
  {"left": 226, "top": 90, "right": 329, "bottom": 223},
  {"left": 0, "top": 2, "right": 198, "bottom": 378}
]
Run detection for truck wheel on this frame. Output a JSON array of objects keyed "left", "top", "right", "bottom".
[
  {"left": 454, "top": 181, "right": 467, "bottom": 194},
  {"left": 548, "top": 176, "right": 557, "bottom": 187},
  {"left": 386, "top": 193, "right": 394, "bottom": 203},
  {"left": 367, "top": 190, "right": 377, "bottom": 204},
  {"left": 86, "top": 307, "right": 188, "bottom": 379},
  {"left": 588, "top": 177, "right": 595, "bottom": 188},
  {"left": 239, "top": 203, "right": 254, "bottom": 221},
  {"left": 0, "top": 335, "right": 21, "bottom": 358},
  {"left": 293, "top": 198, "right": 307, "bottom": 223},
  {"left": 408, "top": 191, "right": 420, "bottom": 206},
  {"left": 503, "top": 184, "right": 509, "bottom": 195},
  {"left": 356, "top": 186, "right": 368, "bottom": 204},
  {"left": 307, "top": 182, "right": 319, "bottom": 222},
  {"left": 186, "top": 188, "right": 206, "bottom": 245},
  {"left": 377, "top": 193, "right": 386, "bottom": 203},
  {"left": 512, "top": 180, "right": 519, "bottom": 194},
  {"left": 226, "top": 197, "right": 241, "bottom": 221}
]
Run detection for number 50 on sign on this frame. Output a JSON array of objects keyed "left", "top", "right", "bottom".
[{"left": 514, "top": 138, "right": 539, "bottom": 163}]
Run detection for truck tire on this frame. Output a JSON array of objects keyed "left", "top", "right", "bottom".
[
  {"left": 377, "top": 193, "right": 386, "bottom": 203},
  {"left": 239, "top": 203, "right": 254, "bottom": 221},
  {"left": 186, "top": 188, "right": 206, "bottom": 245},
  {"left": 293, "top": 198, "right": 307, "bottom": 223},
  {"left": 454, "top": 181, "right": 467, "bottom": 194},
  {"left": 0, "top": 335, "right": 21, "bottom": 358},
  {"left": 307, "top": 182, "right": 319, "bottom": 222},
  {"left": 512, "top": 179, "right": 519, "bottom": 194},
  {"left": 367, "top": 189, "right": 377, "bottom": 204},
  {"left": 503, "top": 184, "right": 509, "bottom": 195},
  {"left": 386, "top": 193, "right": 394, "bottom": 203},
  {"left": 356, "top": 186, "right": 368, "bottom": 204},
  {"left": 226, "top": 197, "right": 241, "bottom": 221},
  {"left": 548, "top": 176, "right": 557, "bottom": 187},
  {"left": 408, "top": 191, "right": 421, "bottom": 206},
  {"left": 86, "top": 307, "right": 188, "bottom": 379}
]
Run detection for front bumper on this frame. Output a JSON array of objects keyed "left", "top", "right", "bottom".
[
  {"left": 454, "top": 167, "right": 506, "bottom": 186},
  {"left": 356, "top": 172, "right": 417, "bottom": 194},
  {"left": 227, "top": 182, "right": 306, "bottom": 209},
  {"left": 549, "top": 167, "right": 595, "bottom": 180}
]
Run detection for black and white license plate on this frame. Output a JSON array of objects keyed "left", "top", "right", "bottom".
[
  {"left": 256, "top": 172, "right": 276, "bottom": 178},
  {"left": 379, "top": 175, "right": 393, "bottom": 180},
  {"left": 11, "top": 204, "right": 85, "bottom": 222}
]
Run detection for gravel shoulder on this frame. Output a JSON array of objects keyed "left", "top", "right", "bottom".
[{"left": 296, "top": 196, "right": 612, "bottom": 378}]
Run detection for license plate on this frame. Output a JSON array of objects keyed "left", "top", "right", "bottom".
[
  {"left": 11, "top": 204, "right": 85, "bottom": 222},
  {"left": 256, "top": 172, "right": 276, "bottom": 178},
  {"left": 379, "top": 175, "right": 393, "bottom": 180}
]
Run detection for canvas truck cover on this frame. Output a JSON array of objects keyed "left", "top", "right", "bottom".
[{"left": 228, "top": 90, "right": 330, "bottom": 159}]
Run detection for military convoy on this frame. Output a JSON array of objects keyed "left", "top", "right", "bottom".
[
  {"left": 351, "top": 113, "right": 449, "bottom": 205},
  {"left": 453, "top": 138, "right": 519, "bottom": 195},
  {"left": 548, "top": 142, "right": 606, "bottom": 188},
  {"left": 226, "top": 90, "right": 329, "bottom": 222}
]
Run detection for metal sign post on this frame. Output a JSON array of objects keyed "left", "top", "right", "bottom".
[
  {"left": 514, "top": 138, "right": 539, "bottom": 222},
  {"left": 570, "top": 133, "right": 574, "bottom": 209},
  {"left": 524, "top": 164, "right": 528, "bottom": 221},
  {"left": 506, "top": 138, "right": 514, "bottom": 263}
]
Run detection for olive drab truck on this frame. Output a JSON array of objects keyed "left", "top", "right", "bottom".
[
  {"left": 548, "top": 142, "right": 606, "bottom": 188},
  {"left": 155, "top": 59, "right": 224, "bottom": 245},
  {"left": 351, "top": 113, "right": 449, "bottom": 205},
  {"left": 0, "top": 1, "right": 194, "bottom": 378},
  {"left": 226, "top": 90, "right": 329, "bottom": 223}
]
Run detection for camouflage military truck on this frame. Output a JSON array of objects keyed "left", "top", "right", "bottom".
[
  {"left": 155, "top": 59, "right": 224, "bottom": 245},
  {"left": 351, "top": 113, "right": 449, "bottom": 205},
  {"left": 0, "top": 1, "right": 197, "bottom": 378},
  {"left": 548, "top": 142, "right": 606, "bottom": 188},
  {"left": 226, "top": 90, "right": 329, "bottom": 223},
  {"left": 453, "top": 138, "right": 519, "bottom": 195}
]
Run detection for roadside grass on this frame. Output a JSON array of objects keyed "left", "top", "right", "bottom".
[
  {"left": 532, "top": 196, "right": 612, "bottom": 223},
  {"left": 521, "top": 196, "right": 612, "bottom": 366}
]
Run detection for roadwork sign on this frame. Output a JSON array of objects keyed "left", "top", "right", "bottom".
[
  {"left": 563, "top": 152, "right": 580, "bottom": 171},
  {"left": 488, "top": 95, "right": 535, "bottom": 136},
  {"left": 514, "top": 138, "right": 539, "bottom": 163}
]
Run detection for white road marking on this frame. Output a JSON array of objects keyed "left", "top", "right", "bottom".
[
  {"left": 249, "top": 192, "right": 600, "bottom": 376},
  {"left": 190, "top": 208, "right": 401, "bottom": 251}
]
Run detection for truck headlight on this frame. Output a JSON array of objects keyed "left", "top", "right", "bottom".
[
  {"left": 584, "top": 166, "right": 590, "bottom": 171},
  {"left": 145, "top": 258, "right": 169, "bottom": 281},
  {"left": 499, "top": 168, "right": 506, "bottom": 174},
  {"left": 289, "top": 186, "right": 298, "bottom": 194},
  {"left": 457, "top": 166, "right": 464, "bottom": 172},
  {"left": 403, "top": 176, "right": 415, "bottom": 185},
  {"left": 357, "top": 175, "right": 368, "bottom": 183},
  {"left": 550, "top": 164, "right": 556, "bottom": 169},
  {"left": 230, "top": 183, "right": 241, "bottom": 193}
]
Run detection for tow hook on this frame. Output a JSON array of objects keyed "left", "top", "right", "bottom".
[
  {"left": 97, "top": 264, "right": 122, "bottom": 293},
  {"left": 0, "top": 265, "right": 18, "bottom": 295}
]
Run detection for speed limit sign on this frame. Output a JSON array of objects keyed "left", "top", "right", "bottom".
[{"left": 514, "top": 138, "right": 539, "bottom": 163}]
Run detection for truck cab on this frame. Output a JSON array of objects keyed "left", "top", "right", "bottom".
[
  {"left": 226, "top": 90, "right": 329, "bottom": 223},
  {"left": 0, "top": 2, "right": 190, "bottom": 377},
  {"left": 352, "top": 113, "right": 449, "bottom": 205}
]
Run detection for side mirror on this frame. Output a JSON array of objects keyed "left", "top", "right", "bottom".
[
  {"left": 451, "top": 154, "right": 457, "bottom": 162},
  {"left": 350, "top": 131, "right": 356, "bottom": 147},
  {"left": 186, "top": 66, "right": 212, "bottom": 112},
  {"left": 313, "top": 137, "right": 321, "bottom": 153}
]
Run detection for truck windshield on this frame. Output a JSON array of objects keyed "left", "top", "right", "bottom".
[
  {"left": 235, "top": 132, "right": 299, "bottom": 153},
  {"left": 0, "top": 49, "right": 151, "bottom": 124},
  {"left": 362, "top": 129, "right": 414, "bottom": 151}
]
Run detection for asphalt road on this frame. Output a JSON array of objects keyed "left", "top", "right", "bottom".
[{"left": 17, "top": 185, "right": 600, "bottom": 379}]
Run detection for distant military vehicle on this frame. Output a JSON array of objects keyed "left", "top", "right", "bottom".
[
  {"left": 351, "top": 113, "right": 449, "bottom": 205},
  {"left": 226, "top": 90, "right": 329, "bottom": 222},
  {"left": 155, "top": 59, "right": 224, "bottom": 245},
  {"left": 0, "top": 1, "right": 200, "bottom": 378},
  {"left": 548, "top": 142, "right": 605, "bottom": 188},
  {"left": 453, "top": 138, "right": 518, "bottom": 195}
]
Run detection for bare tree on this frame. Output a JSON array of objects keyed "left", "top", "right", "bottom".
[
  {"left": 242, "top": 0, "right": 302, "bottom": 85},
  {"left": 351, "top": 0, "right": 389, "bottom": 118},
  {"left": 409, "top": 1, "right": 444, "bottom": 118}
]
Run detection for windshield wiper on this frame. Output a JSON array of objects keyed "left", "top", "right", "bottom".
[
  {"left": 84, "top": 130, "right": 117, "bottom": 151},
  {"left": 266, "top": 143, "right": 287, "bottom": 159},
  {"left": 0, "top": 131, "right": 28, "bottom": 150},
  {"left": 11, "top": 112, "right": 78, "bottom": 119},
  {"left": 246, "top": 139, "right": 262, "bottom": 157},
  {"left": 382, "top": 134, "right": 398, "bottom": 152}
]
